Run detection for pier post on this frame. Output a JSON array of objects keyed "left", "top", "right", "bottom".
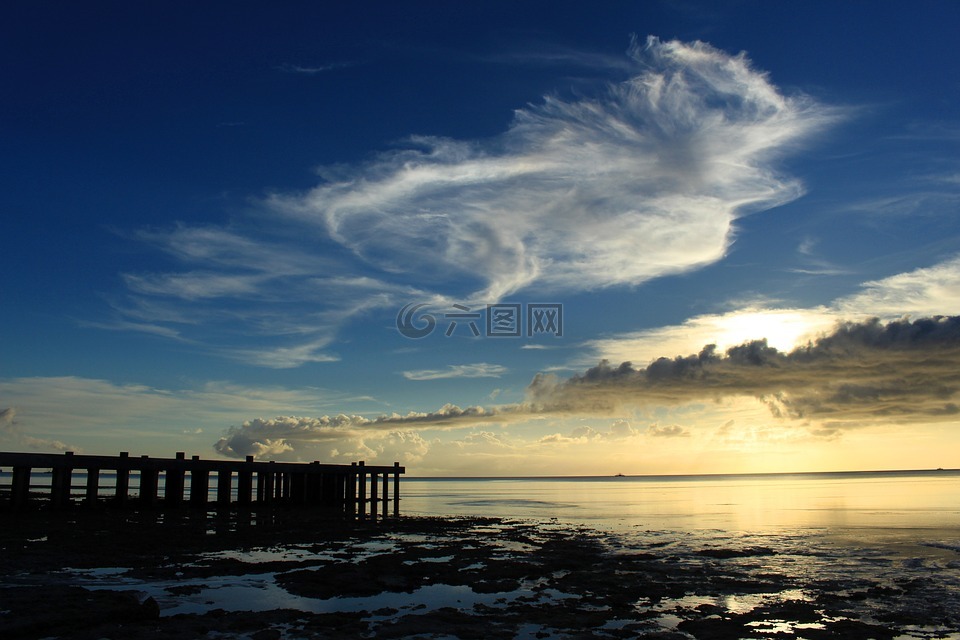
[
  {"left": 165, "top": 452, "right": 186, "bottom": 505},
  {"left": 393, "top": 462, "right": 401, "bottom": 517},
  {"left": 289, "top": 472, "right": 306, "bottom": 504},
  {"left": 318, "top": 472, "right": 329, "bottom": 509},
  {"left": 115, "top": 452, "right": 130, "bottom": 503},
  {"left": 237, "top": 456, "right": 253, "bottom": 506},
  {"left": 85, "top": 467, "right": 99, "bottom": 504},
  {"left": 318, "top": 472, "right": 329, "bottom": 506},
  {"left": 259, "top": 462, "right": 275, "bottom": 504},
  {"left": 305, "top": 462, "right": 320, "bottom": 505},
  {"left": 347, "top": 463, "right": 357, "bottom": 517},
  {"left": 139, "top": 455, "right": 157, "bottom": 505},
  {"left": 217, "top": 469, "right": 232, "bottom": 506},
  {"left": 51, "top": 451, "right": 74, "bottom": 507},
  {"left": 189, "top": 455, "right": 209, "bottom": 506},
  {"left": 358, "top": 461, "right": 367, "bottom": 519},
  {"left": 11, "top": 466, "right": 31, "bottom": 508},
  {"left": 382, "top": 471, "right": 389, "bottom": 518},
  {"left": 335, "top": 473, "right": 346, "bottom": 513},
  {"left": 0, "top": 452, "right": 402, "bottom": 515}
]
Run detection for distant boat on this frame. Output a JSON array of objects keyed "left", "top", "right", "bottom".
[{"left": 614, "top": 473, "right": 626, "bottom": 477}]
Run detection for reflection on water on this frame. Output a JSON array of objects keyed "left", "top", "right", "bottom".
[
  {"left": 401, "top": 470, "right": 960, "bottom": 533},
  {"left": 6, "top": 470, "right": 958, "bottom": 637}
]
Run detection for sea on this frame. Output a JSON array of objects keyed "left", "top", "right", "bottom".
[
  {"left": 5, "top": 469, "right": 960, "bottom": 637},
  {"left": 398, "top": 471, "right": 960, "bottom": 637},
  {"left": 7, "top": 467, "right": 957, "bottom": 534},
  {"left": 400, "top": 469, "right": 960, "bottom": 534}
]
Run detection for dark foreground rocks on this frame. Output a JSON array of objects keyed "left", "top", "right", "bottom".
[{"left": 0, "top": 508, "right": 957, "bottom": 639}]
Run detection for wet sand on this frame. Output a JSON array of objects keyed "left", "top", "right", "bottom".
[{"left": 1, "top": 508, "right": 958, "bottom": 639}]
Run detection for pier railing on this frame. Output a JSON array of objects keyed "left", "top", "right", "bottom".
[{"left": 0, "top": 451, "right": 404, "bottom": 518}]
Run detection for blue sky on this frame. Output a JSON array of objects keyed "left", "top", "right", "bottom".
[{"left": 3, "top": 2, "right": 960, "bottom": 475}]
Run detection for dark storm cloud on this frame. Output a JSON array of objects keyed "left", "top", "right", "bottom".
[
  {"left": 216, "top": 317, "right": 960, "bottom": 459},
  {"left": 528, "top": 316, "right": 960, "bottom": 424}
]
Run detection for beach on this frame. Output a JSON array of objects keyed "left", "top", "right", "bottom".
[{"left": 2, "top": 482, "right": 959, "bottom": 640}]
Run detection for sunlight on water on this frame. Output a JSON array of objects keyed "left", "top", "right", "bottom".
[
  {"left": 401, "top": 471, "right": 960, "bottom": 533},
  {"left": 17, "top": 470, "right": 956, "bottom": 637}
]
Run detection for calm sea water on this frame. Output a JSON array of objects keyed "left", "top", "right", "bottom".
[
  {"left": 6, "top": 469, "right": 958, "bottom": 636},
  {"left": 5, "top": 468, "right": 957, "bottom": 536},
  {"left": 400, "top": 470, "right": 960, "bottom": 534}
]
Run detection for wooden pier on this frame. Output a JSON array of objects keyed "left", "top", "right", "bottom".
[{"left": 0, "top": 451, "right": 404, "bottom": 519}]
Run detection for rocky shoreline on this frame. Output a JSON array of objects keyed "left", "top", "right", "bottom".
[{"left": 1, "top": 508, "right": 958, "bottom": 638}]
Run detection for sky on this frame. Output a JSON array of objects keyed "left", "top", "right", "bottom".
[{"left": 3, "top": 1, "right": 960, "bottom": 476}]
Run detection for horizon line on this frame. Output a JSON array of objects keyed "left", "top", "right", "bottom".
[{"left": 404, "top": 467, "right": 959, "bottom": 480}]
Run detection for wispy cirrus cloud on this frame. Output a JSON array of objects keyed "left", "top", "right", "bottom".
[
  {"left": 482, "top": 42, "right": 639, "bottom": 72},
  {"left": 789, "top": 236, "right": 852, "bottom": 276},
  {"left": 269, "top": 36, "right": 834, "bottom": 301},
  {"left": 109, "top": 36, "right": 835, "bottom": 367},
  {"left": 402, "top": 363, "right": 508, "bottom": 381},
  {"left": 278, "top": 62, "right": 357, "bottom": 74},
  {"left": 843, "top": 192, "right": 960, "bottom": 218},
  {"left": 836, "top": 256, "right": 960, "bottom": 318}
]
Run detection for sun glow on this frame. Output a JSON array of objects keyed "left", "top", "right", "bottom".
[
  {"left": 711, "top": 309, "right": 836, "bottom": 353},
  {"left": 589, "top": 307, "right": 843, "bottom": 366}
]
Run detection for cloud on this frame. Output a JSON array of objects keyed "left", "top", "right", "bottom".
[
  {"left": 211, "top": 315, "right": 960, "bottom": 459},
  {"left": 647, "top": 424, "right": 690, "bottom": 438},
  {"left": 529, "top": 316, "right": 960, "bottom": 430},
  {"left": 539, "top": 419, "right": 640, "bottom": 445},
  {"left": 790, "top": 236, "right": 852, "bottom": 276},
  {"left": 109, "top": 36, "right": 834, "bottom": 366},
  {"left": 0, "top": 377, "right": 383, "bottom": 455},
  {"left": 843, "top": 192, "right": 960, "bottom": 218},
  {"left": 402, "top": 363, "right": 507, "bottom": 381},
  {"left": 270, "top": 36, "right": 832, "bottom": 301},
  {"left": 0, "top": 407, "right": 76, "bottom": 452},
  {"left": 230, "top": 339, "right": 342, "bottom": 369},
  {"left": 79, "top": 318, "right": 187, "bottom": 341},
  {"left": 588, "top": 254, "right": 960, "bottom": 366},
  {"left": 212, "top": 404, "right": 512, "bottom": 459},
  {"left": 586, "top": 307, "right": 840, "bottom": 366},
  {"left": 278, "top": 62, "right": 356, "bottom": 74},
  {"left": 835, "top": 255, "right": 960, "bottom": 318},
  {"left": 482, "top": 39, "right": 640, "bottom": 71}
]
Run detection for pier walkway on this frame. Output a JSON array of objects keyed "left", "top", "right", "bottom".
[{"left": 0, "top": 451, "right": 404, "bottom": 519}]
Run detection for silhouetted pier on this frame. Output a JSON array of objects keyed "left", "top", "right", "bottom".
[{"left": 0, "top": 451, "right": 404, "bottom": 519}]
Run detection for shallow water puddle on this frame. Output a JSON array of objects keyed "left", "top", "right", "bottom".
[
  {"left": 193, "top": 545, "right": 340, "bottom": 564},
  {"left": 641, "top": 587, "right": 812, "bottom": 631},
  {"left": 57, "top": 562, "right": 583, "bottom": 623},
  {"left": 16, "top": 517, "right": 958, "bottom": 638},
  {"left": 893, "top": 626, "right": 960, "bottom": 640}
]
